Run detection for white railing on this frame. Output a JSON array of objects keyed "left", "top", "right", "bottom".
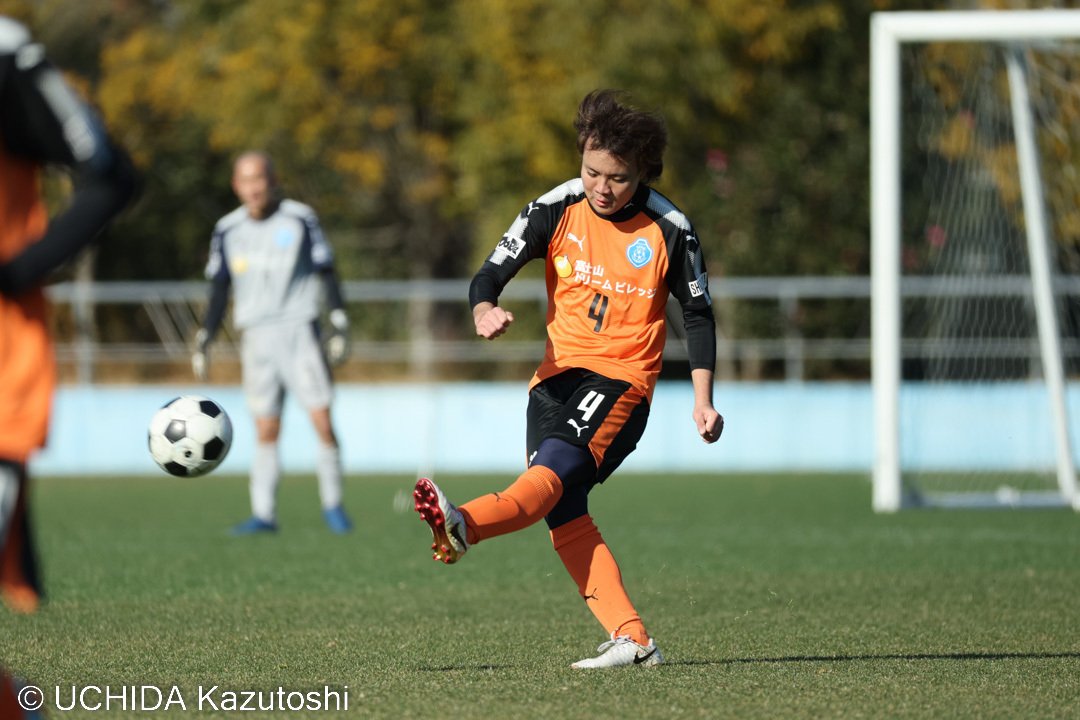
[{"left": 43, "top": 275, "right": 1080, "bottom": 384}]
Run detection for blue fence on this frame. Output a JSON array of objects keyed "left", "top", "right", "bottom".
[{"left": 29, "top": 382, "right": 1080, "bottom": 476}]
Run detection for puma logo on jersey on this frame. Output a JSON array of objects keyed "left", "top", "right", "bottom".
[
  {"left": 566, "top": 419, "right": 589, "bottom": 437},
  {"left": 567, "top": 232, "right": 585, "bottom": 251}
]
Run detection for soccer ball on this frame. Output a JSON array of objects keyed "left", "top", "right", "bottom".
[{"left": 148, "top": 395, "right": 233, "bottom": 477}]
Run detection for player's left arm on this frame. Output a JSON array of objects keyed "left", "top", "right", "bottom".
[
  {"left": 666, "top": 224, "right": 723, "bottom": 443},
  {"left": 305, "top": 210, "right": 350, "bottom": 364},
  {"left": 0, "top": 22, "right": 137, "bottom": 296},
  {"left": 320, "top": 264, "right": 350, "bottom": 365},
  {"left": 691, "top": 367, "right": 723, "bottom": 444}
]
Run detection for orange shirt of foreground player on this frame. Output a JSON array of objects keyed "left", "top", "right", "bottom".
[
  {"left": 0, "top": 143, "right": 52, "bottom": 463},
  {"left": 472, "top": 147, "right": 712, "bottom": 404}
]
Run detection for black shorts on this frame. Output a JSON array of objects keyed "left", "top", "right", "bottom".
[{"left": 526, "top": 368, "right": 650, "bottom": 486}]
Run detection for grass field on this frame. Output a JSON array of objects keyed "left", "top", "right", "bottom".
[{"left": 2, "top": 472, "right": 1079, "bottom": 719}]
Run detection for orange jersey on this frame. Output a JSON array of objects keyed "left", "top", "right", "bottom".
[
  {"left": 0, "top": 141, "right": 54, "bottom": 462},
  {"left": 1, "top": 19, "right": 134, "bottom": 462},
  {"left": 472, "top": 180, "right": 713, "bottom": 401}
]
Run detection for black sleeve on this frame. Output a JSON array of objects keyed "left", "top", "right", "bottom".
[
  {"left": 320, "top": 265, "right": 346, "bottom": 312},
  {"left": 469, "top": 263, "right": 511, "bottom": 309},
  {"left": 683, "top": 305, "right": 717, "bottom": 371},
  {"left": 200, "top": 273, "right": 231, "bottom": 343},
  {"left": 666, "top": 227, "right": 716, "bottom": 372},
  {"left": 468, "top": 195, "right": 563, "bottom": 308},
  {"left": 0, "top": 150, "right": 136, "bottom": 297},
  {"left": 0, "top": 29, "right": 137, "bottom": 297}
]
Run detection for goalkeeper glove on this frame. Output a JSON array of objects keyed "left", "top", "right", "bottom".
[
  {"left": 192, "top": 328, "right": 210, "bottom": 380},
  {"left": 326, "top": 309, "right": 350, "bottom": 367}
]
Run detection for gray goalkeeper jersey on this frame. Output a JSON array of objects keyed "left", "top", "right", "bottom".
[{"left": 205, "top": 199, "right": 334, "bottom": 330}]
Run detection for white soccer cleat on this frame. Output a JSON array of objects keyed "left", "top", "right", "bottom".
[
  {"left": 413, "top": 477, "right": 469, "bottom": 564},
  {"left": 571, "top": 633, "right": 665, "bottom": 669}
]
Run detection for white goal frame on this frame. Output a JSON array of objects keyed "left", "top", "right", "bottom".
[{"left": 871, "top": 9, "right": 1080, "bottom": 512}]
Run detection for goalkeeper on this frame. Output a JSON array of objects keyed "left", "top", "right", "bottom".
[{"left": 193, "top": 151, "right": 353, "bottom": 535}]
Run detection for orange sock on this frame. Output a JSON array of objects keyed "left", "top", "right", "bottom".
[
  {"left": 0, "top": 669, "right": 25, "bottom": 719},
  {"left": 551, "top": 514, "right": 648, "bottom": 646},
  {"left": 459, "top": 465, "right": 563, "bottom": 544}
]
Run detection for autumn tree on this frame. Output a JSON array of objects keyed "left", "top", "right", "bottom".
[{"left": 3, "top": 0, "right": 947, "bottom": 378}]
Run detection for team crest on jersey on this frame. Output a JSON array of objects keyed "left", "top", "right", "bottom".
[
  {"left": 626, "top": 238, "right": 653, "bottom": 269},
  {"left": 275, "top": 227, "right": 295, "bottom": 248}
]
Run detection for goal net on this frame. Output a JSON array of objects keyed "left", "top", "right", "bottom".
[{"left": 871, "top": 10, "right": 1080, "bottom": 511}]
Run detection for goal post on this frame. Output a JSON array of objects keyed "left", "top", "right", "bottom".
[{"left": 871, "top": 10, "right": 1080, "bottom": 512}]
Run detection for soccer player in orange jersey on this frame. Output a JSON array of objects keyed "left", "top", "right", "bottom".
[
  {"left": 415, "top": 89, "right": 722, "bottom": 668},
  {"left": 0, "top": 16, "right": 136, "bottom": 615},
  {"left": 0, "top": 16, "right": 135, "bottom": 718}
]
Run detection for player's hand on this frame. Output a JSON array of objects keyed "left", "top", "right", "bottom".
[
  {"left": 326, "top": 309, "right": 350, "bottom": 366},
  {"left": 192, "top": 328, "right": 209, "bottom": 381},
  {"left": 192, "top": 350, "right": 208, "bottom": 380},
  {"left": 474, "top": 303, "right": 514, "bottom": 340},
  {"left": 694, "top": 406, "right": 723, "bottom": 444}
]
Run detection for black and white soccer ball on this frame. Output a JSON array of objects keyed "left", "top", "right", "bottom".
[{"left": 148, "top": 395, "right": 233, "bottom": 477}]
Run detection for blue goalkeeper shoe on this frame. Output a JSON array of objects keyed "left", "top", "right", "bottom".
[
  {"left": 413, "top": 478, "right": 469, "bottom": 564},
  {"left": 322, "top": 505, "right": 353, "bottom": 534},
  {"left": 230, "top": 516, "right": 278, "bottom": 535}
]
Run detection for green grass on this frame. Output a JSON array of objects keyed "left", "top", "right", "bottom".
[{"left": 3, "top": 473, "right": 1080, "bottom": 718}]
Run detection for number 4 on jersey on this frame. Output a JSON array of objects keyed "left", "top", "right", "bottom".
[{"left": 588, "top": 293, "right": 609, "bottom": 332}]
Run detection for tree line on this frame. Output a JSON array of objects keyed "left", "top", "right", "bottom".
[{"left": 9, "top": 0, "right": 1015, "bottom": 379}]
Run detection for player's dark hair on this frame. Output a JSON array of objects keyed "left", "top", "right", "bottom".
[{"left": 574, "top": 89, "right": 667, "bottom": 184}]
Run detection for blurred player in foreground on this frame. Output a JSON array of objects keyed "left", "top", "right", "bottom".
[
  {"left": 0, "top": 16, "right": 136, "bottom": 717},
  {"left": 0, "top": 14, "right": 136, "bottom": 615},
  {"left": 414, "top": 89, "right": 722, "bottom": 668},
  {"left": 193, "top": 152, "right": 353, "bottom": 535}
]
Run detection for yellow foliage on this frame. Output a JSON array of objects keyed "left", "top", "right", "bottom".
[
  {"left": 1056, "top": 208, "right": 1080, "bottom": 246},
  {"left": 332, "top": 150, "right": 385, "bottom": 189},
  {"left": 706, "top": 0, "right": 842, "bottom": 63},
  {"left": 984, "top": 145, "right": 1021, "bottom": 206},
  {"left": 370, "top": 106, "right": 400, "bottom": 132},
  {"left": 25, "top": 0, "right": 919, "bottom": 282},
  {"left": 935, "top": 114, "right": 975, "bottom": 160}
]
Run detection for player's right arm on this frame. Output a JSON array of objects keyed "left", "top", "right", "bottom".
[
  {"left": 468, "top": 185, "right": 572, "bottom": 339},
  {"left": 0, "top": 17, "right": 137, "bottom": 297},
  {"left": 198, "top": 227, "right": 232, "bottom": 342},
  {"left": 472, "top": 301, "right": 515, "bottom": 340},
  {"left": 192, "top": 227, "right": 232, "bottom": 379}
]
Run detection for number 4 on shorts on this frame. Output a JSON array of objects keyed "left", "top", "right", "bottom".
[{"left": 578, "top": 391, "right": 605, "bottom": 421}]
